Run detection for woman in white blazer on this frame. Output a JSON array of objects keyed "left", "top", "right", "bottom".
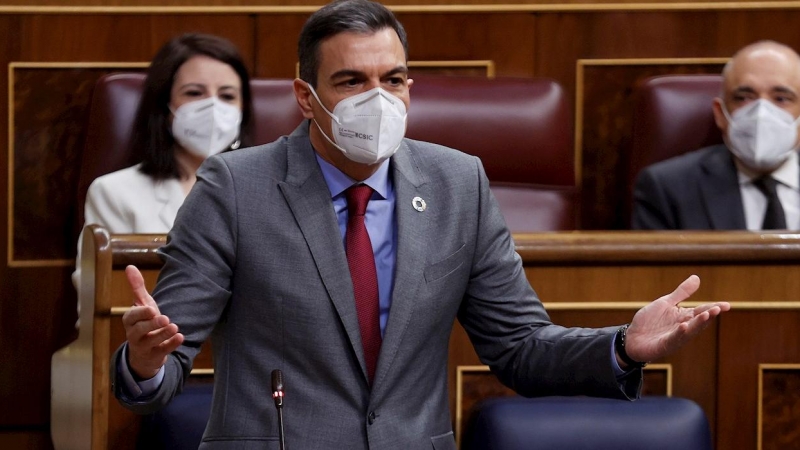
[
  {"left": 54, "top": 34, "right": 255, "bottom": 450},
  {"left": 73, "top": 33, "right": 255, "bottom": 308}
]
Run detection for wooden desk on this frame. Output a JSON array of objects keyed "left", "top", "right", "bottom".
[
  {"left": 52, "top": 228, "right": 800, "bottom": 449},
  {"left": 450, "top": 231, "right": 800, "bottom": 450}
]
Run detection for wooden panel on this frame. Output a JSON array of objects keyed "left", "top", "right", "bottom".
[
  {"left": 718, "top": 312, "right": 800, "bottom": 450},
  {"left": 17, "top": 14, "right": 255, "bottom": 64},
  {"left": 398, "top": 13, "right": 536, "bottom": 78},
  {"left": 760, "top": 367, "right": 800, "bottom": 449},
  {"left": 10, "top": 66, "right": 142, "bottom": 263},
  {"left": 254, "top": 13, "right": 536, "bottom": 79}
]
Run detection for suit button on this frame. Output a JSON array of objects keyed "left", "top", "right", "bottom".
[{"left": 368, "top": 411, "right": 376, "bottom": 425}]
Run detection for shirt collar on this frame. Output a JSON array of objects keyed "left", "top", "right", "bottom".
[
  {"left": 736, "top": 150, "right": 799, "bottom": 190},
  {"left": 314, "top": 154, "right": 391, "bottom": 200}
]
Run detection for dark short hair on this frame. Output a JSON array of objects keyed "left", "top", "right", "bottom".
[
  {"left": 134, "top": 33, "right": 254, "bottom": 180},
  {"left": 298, "top": 0, "right": 408, "bottom": 87}
]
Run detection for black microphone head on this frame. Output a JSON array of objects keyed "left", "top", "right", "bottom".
[{"left": 271, "top": 369, "right": 284, "bottom": 393}]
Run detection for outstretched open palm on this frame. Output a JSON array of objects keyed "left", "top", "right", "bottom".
[{"left": 624, "top": 275, "right": 730, "bottom": 363}]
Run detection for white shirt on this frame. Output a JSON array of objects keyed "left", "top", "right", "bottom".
[{"left": 736, "top": 151, "right": 800, "bottom": 231}]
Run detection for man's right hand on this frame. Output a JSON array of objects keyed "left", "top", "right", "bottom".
[{"left": 122, "top": 265, "right": 184, "bottom": 380}]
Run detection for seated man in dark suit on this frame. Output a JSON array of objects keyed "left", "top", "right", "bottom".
[{"left": 633, "top": 40, "right": 800, "bottom": 230}]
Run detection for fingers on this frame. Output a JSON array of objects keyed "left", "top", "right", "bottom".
[
  {"left": 692, "top": 302, "right": 731, "bottom": 317},
  {"left": 126, "top": 313, "right": 184, "bottom": 378},
  {"left": 664, "top": 274, "right": 701, "bottom": 307},
  {"left": 126, "top": 265, "right": 157, "bottom": 308}
]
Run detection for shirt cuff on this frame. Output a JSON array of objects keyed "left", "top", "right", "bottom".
[
  {"left": 611, "top": 337, "right": 635, "bottom": 379},
  {"left": 119, "top": 344, "right": 165, "bottom": 398}
]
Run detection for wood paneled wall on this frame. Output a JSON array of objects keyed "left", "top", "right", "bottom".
[{"left": 3, "top": 2, "right": 800, "bottom": 449}]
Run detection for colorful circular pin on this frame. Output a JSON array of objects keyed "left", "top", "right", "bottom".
[{"left": 412, "top": 196, "right": 426, "bottom": 212}]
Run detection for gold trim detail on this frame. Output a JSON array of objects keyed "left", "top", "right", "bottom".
[
  {"left": 409, "top": 60, "right": 495, "bottom": 78},
  {"left": 573, "top": 57, "right": 729, "bottom": 198},
  {"left": 3, "top": 3, "right": 800, "bottom": 14},
  {"left": 644, "top": 363, "right": 673, "bottom": 396},
  {"left": 7, "top": 62, "right": 149, "bottom": 268},
  {"left": 110, "top": 301, "right": 800, "bottom": 316},
  {"left": 190, "top": 368, "right": 215, "bottom": 376},
  {"left": 757, "top": 364, "right": 800, "bottom": 450},
  {"left": 455, "top": 365, "right": 491, "bottom": 449}
]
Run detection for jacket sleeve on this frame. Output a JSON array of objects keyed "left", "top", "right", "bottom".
[
  {"left": 457, "top": 157, "right": 640, "bottom": 400},
  {"left": 111, "top": 155, "right": 237, "bottom": 414}
]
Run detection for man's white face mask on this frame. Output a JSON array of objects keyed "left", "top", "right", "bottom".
[
  {"left": 308, "top": 84, "right": 407, "bottom": 165},
  {"left": 723, "top": 98, "right": 800, "bottom": 171},
  {"left": 171, "top": 96, "right": 242, "bottom": 159}
]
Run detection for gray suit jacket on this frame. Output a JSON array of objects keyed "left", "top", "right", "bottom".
[
  {"left": 113, "top": 123, "right": 639, "bottom": 449},
  {"left": 632, "top": 144, "right": 747, "bottom": 230}
]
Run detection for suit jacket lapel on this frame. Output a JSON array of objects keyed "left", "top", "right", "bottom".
[
  {"left": 700, "top": 144, "right": 747, "bottom": 229},
  {"left": 373, "top": 141, "right": 431, "bottom": 390},
  {"left": 278, "top": 125, "right": 367, "bottom": 377}
]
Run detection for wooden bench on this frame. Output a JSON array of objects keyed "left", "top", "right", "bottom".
[{"left": 53, "top": 227, "right": 800, "bottom": 449}]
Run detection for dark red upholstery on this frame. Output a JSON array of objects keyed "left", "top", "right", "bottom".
[
  {"left": 628, "top": 75, "right": 724, "bottom": 209},
  {"left": 408, "top": 75, "right": 576, "bottom": 231},
  {"left": 77, "top": 74, "right": 576, "bottom": 234}
]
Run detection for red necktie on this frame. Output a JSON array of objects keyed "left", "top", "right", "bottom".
[{"left": 345, "top": 184, "right": 382, "bottom": 384}]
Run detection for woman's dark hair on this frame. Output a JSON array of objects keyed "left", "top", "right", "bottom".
[
  {"left": 134, "top": 33, "right": 254, "bottom": 180},
  {"left": 298, "top": 0, "right": 408, "bottom": 87}
]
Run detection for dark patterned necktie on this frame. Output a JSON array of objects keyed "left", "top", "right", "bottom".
[
  {"left": 345, "top": 184, "right": 381, "bottom": 384},
  {"left": 753, "top": 176, "right": 787, "bottom": 230}
]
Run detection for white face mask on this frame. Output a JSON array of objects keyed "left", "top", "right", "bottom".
[
  {"left": 308, "top": 85, "right": 407, "bottom": 165},
  {"left": 171, "top": 96, "right": 242, "bottom": 159},
  {"left": 723, "top": 99, "right": 800, "bottom": 171}
]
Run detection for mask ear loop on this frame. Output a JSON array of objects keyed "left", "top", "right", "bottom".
[{"left": 306, "top": 83, "right": 351, "bottom": 156}]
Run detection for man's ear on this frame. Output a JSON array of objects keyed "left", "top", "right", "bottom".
[
  {"left": 293, "top": 79, "right": 315, "bottom": 119},
  {"left": 712, "top": 97, "right": 728, "bottom": 133}
]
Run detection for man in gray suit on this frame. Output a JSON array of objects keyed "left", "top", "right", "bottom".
[
  {"left": 633, "top": 41, "right": 800, "bottom": 230},
  {"left": 114, "top": 1, "right": 729, "bottom": 448}
]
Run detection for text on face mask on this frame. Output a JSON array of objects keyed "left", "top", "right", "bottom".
[{"left": 339, "top": 127, "right": 374, "bottom": 141}]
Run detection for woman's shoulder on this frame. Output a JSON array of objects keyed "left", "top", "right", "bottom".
[{"left": 88, "top": 164, "right": 154, "bottom": 191}]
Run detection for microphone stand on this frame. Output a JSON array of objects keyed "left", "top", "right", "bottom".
[{"left": 271, "top": 369, "right": 286, "bottom": 450}]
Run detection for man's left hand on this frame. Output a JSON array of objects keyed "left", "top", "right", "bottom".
[{"left": 623, "top": 275, "right": 730, "bottom": 364}]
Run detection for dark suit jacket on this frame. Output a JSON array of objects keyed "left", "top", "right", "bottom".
[
  {"left": 113, "top": 123, "right": 640, "bottom": 449},
  {"left": 632, "top": 144, "right": 747, "bottom": 230}
]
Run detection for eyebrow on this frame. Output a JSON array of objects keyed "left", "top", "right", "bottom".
[
  {"left": 772, "top": 86, "right": 797, "bottom": 96},
  {"left": 328, "top": 65, "right": 409, "bottom": 82},
  {"left": 731, "top": 85, "right": 797, "bottom": 96}
]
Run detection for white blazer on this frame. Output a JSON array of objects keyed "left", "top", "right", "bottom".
[{"left": 72, "top": 164, "right": 186, "bottom": 314}]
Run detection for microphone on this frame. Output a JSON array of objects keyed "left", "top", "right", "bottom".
[{"left": 271, "top": 369, "right": 286, "bottom": 450}]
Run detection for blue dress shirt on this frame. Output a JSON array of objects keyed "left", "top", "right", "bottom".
[{"left": 314, "top": 154, "right": 396, "bottom": 337}]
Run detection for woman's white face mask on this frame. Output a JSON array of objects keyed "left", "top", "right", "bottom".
[
  {"left": 723, "top": 98, "right": 800, "bottom": 171},
  {"left": 308, "top": 84, "right": 407, "bottom": 165},
  {"left": 171, "top": 96, "right": 242, "bottom": 158}
]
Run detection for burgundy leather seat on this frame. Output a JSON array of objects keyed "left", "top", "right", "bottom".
[
  {"left": 627, "top": 74, "right": 724, "bottom": 217},
  {"left": 77, "top": 73, "right": 577, "bottom": 234},
  {"left": 408, "top": 75, "right": 576, "bottom": 232}
]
